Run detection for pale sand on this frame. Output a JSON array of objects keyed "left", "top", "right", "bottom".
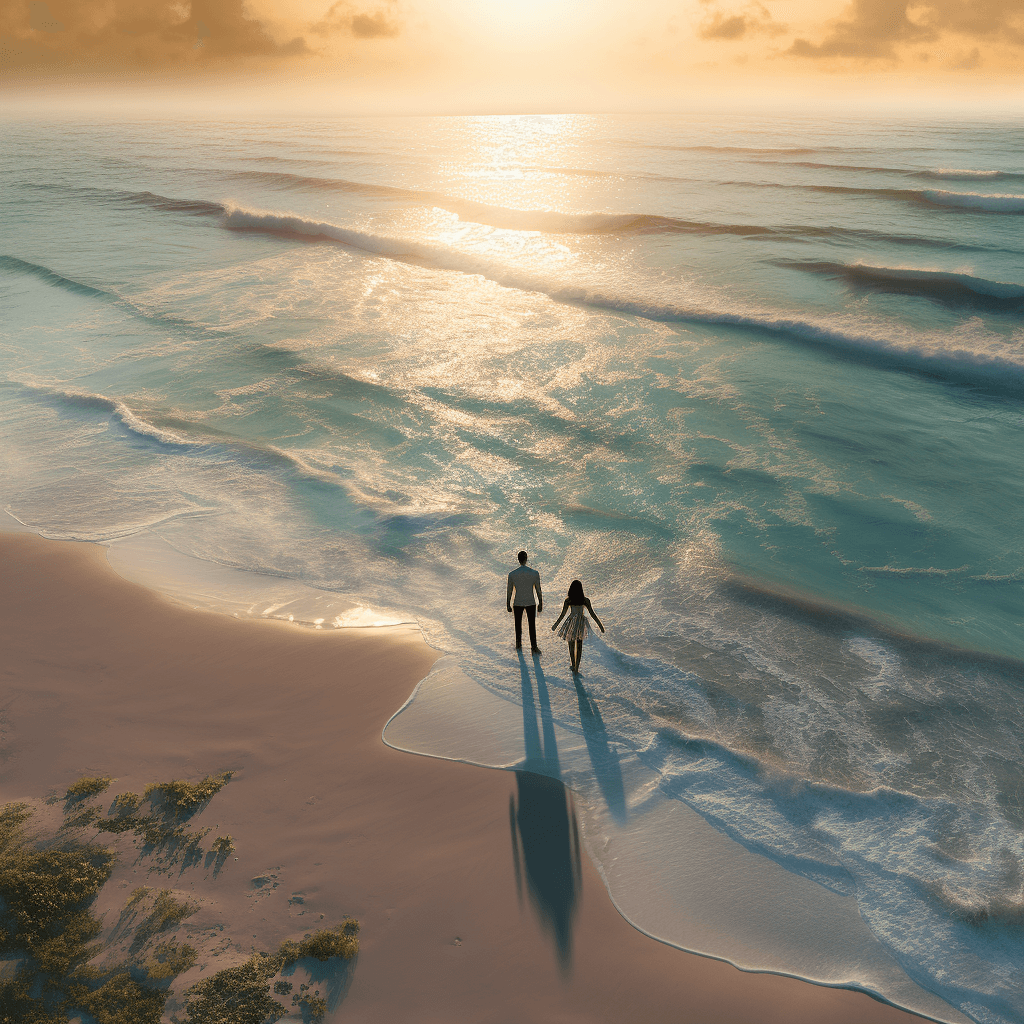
[{"left": 0, "top": 531, "right": 932, "bottom": 1023}]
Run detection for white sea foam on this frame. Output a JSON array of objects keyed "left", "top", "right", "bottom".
[{"left": 924, "top": 169, "right": 1006, "bottom": 180}]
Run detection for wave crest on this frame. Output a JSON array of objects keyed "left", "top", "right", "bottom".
[
  {"left": 918, "top": 168, "right": 1022, "bottom": 182},
  {"left": 921, "top": 189, "right": 1024, "bottom": 214},
  {"left": 784, "top": 261, "right": 1024, "bottom": 310},
  {"left": 0, "top": 254, "right": 113, "bottom": 301}
]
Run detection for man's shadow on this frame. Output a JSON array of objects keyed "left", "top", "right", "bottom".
[{"left": 509, "top": 651, "right": 582, "bottom": 974}]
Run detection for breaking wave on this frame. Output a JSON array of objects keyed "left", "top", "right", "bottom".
[
  {"left": 920, "top": 189, "right": 1024, "bottom": 213},
  {"left": 216, "top": 203, "right": 1024, "bottom": 384},
  {"left": 784, "top": 262, "right": 1024, "bottom": 311},
  {"left": 918, "top": 168, "right": 1024, "bottom": 182},
  {"left": 14, "top": 381, "right": 351, "bottom": 489}
]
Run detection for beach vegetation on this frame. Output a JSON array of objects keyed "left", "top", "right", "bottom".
[
  {"left": 177, "top": 953, "right": 286, "bottom": 1024},
  {"left": 65, "top": 972, "right": 166, "bottom": 1024},
  {"left": 130, "top": 889, "right": 196, "bottom": 953},
  {"left": 1, "top": 803, "right": 205, "bottom": 1024},
  {"left": 211, "top": 835, "right": 234, "bottom": 856},
  {"left": 0, "top": 836, "right": 115, "bottom": 964},
  {"left": 177, "top": 922, "right": 361, "bottom": 1023},
  {"left": 301, "top": 993, "right": 328, "bottom": 1021},
  {"left": 112, "top": 791, "right": 143, "bottom": 814},
  {"left": 144, "top": 773, "right": 233, "bottom": 819},
  {"left": 145, "top": 940, "right": 198, "bottom": 980},
  {"left": 1, "top": 783, "right": 359, "bottom": 1024},
  {"left": 0, "top": 801, "right": 32, "bottom": 850},
  {"left": 66, "top": 776, "right": 114, "bottom": 803},
  {"left": 0, "top": 801, "right": 172, "bottom": 1024},
  {"left": 83, "top": 774, "right": 226, "bottom": 871},
  {"left": 0, "top": 972, "right": 56, "bottom": 1023},
  {"left": 127, "top": 885, "right": 153, "bottom": 907},
  {"left": 95, "top": 811, "right": 146, "bottom": 835},
  {"left": 277, "top": 920, "right": 360, "bottom": 966}
]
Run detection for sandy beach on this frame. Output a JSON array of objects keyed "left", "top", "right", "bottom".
[{"left": 0, "top": 530, "right": 935, "bottom": 1023}]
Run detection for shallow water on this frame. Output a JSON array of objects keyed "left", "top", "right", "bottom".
[{"left": 2, "top": 112, "right": 1022, "bottom": 1023}]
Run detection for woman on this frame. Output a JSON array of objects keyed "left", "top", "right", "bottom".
[{"left": 551, "top": 579, "right": 605, "bottom": 675}]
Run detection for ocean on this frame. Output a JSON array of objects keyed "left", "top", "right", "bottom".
[{"left": 1, "top": 112, "right": 1022, "bottom": 1023}]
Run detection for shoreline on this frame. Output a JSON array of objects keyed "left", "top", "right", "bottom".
[{"left": 0, "top": 529, "right": 938, "bottom": 1022}]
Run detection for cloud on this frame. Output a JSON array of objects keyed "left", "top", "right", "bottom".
[
  {"left": 949, "top": 45, "right": 982, "bottom": 68},
  {"left": 351, "top": 12, "right": 400, "bottom": 39},
  {"left": 701, "top": 14, "right": 748, "bottom": 39},
  {"left": 789, "top": 0, "right": 1024, "bottom": 59},
  {"left": 699, "top": 2, "right": 786, "bottom": 41},
  {"left": 29, "top": 1, "right": 62, "bottom": 32},
  {"left": 0, "top": 0, "right": 311, "bottom": 72},
  {"left": 312, "top": 1, "right": 402, "bottom": 39}
]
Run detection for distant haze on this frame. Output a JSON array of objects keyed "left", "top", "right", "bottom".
[{"left": 2, "top": 0, "right": 1022, "bottom": 114}]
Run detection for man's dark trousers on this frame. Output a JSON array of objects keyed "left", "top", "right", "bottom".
[{"left": 514, "top": 605, "right": 537, "bottom": 649}]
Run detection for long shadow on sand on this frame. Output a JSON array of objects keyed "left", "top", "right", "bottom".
[
  {"left": 279, "top": 954, "right": 356, "bottom": 1018},
  {"left": 573, "top": 676, "right": 627, "bottom": 825},
  {"left": 510, "top": 652, "right": 583, "bottom": 974}
]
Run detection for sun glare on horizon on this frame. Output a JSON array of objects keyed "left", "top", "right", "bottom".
[{"left": 1, "top": 0, "right": 1021, "bottom": 114}]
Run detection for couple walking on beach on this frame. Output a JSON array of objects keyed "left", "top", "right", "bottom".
[{"left": 506, "top": 551, "right": 605, "bottom": 674}]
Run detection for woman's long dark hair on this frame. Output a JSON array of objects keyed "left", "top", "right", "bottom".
[{"left": 567, "top": 579, "right": 585, "bottom": 604}]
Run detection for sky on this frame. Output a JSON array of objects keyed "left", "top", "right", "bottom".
[{"left": 1, "top": 0, "right": 1022, "bottom": 114}]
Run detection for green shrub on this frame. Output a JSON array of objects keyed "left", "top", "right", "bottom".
[
  {"left": 112, "top": 792, "right": 142, "bottom": 814},
  {"left": 179, "top": 954, "right": 286, "bottom": 1024},
  {"left": 95, "top": 813, "right": 144, "bottom": 835},
  {"left": 66, "top": 776, "right": 114, "bottom": 802},
  {"left": 130, "top": 890, "right": 195, "bottom": 952},
  {"left": 0, "top": 802, "right": 32, "bottom": 855},
  {"left": 0, "top": 802, "right": 171, "bottom": 1024},
  {"left": 68, "top": 971, "right": 166, "bottom": 1024},
  {"left": 144, "top": 774, "right": 233, "bottom": 819},
  {"left": 1, "top": 792, "right": 358, "bottom": 1024},
  {"left": 126, "top": 886, "right": 152, "bottom": 907},
  {"left": 145, "top": 940, "right": 198, "bottom": 980},
  {"left": 278, "top": 920, "right": 359, "bottom": 967},
  {"left": 139, "top": 818, "right": 186, "bottom": 846},
  {"left": 0, "top": 842, "right": 115, "bottom": 954},
  {"left": 32, "top": 909, "right": 103, "bottom": 973},
  {"left": 302, "top": 993, "right": 328, "bottom": 1021},
  {"left": 0, "top": 971, "right": 65, "bottom": 1023},
  {"left": 211, "top": 835, "right": 234, "bottom": 856}
]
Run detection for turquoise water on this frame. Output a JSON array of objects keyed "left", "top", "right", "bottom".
[{"left": 2, "top": 113, "right": 1022, "bottom": 1022}]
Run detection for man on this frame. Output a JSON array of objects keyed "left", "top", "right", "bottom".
[{"left": 507, "top": 550, "right": 543, "bottom": 653}]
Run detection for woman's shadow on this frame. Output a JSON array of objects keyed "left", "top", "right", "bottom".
[
  {"left": 573, "top": 676, "right": 626, "bottom": 825},
  {"left": 509, "top": 651, "right": 582, "bottom": 974}
]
